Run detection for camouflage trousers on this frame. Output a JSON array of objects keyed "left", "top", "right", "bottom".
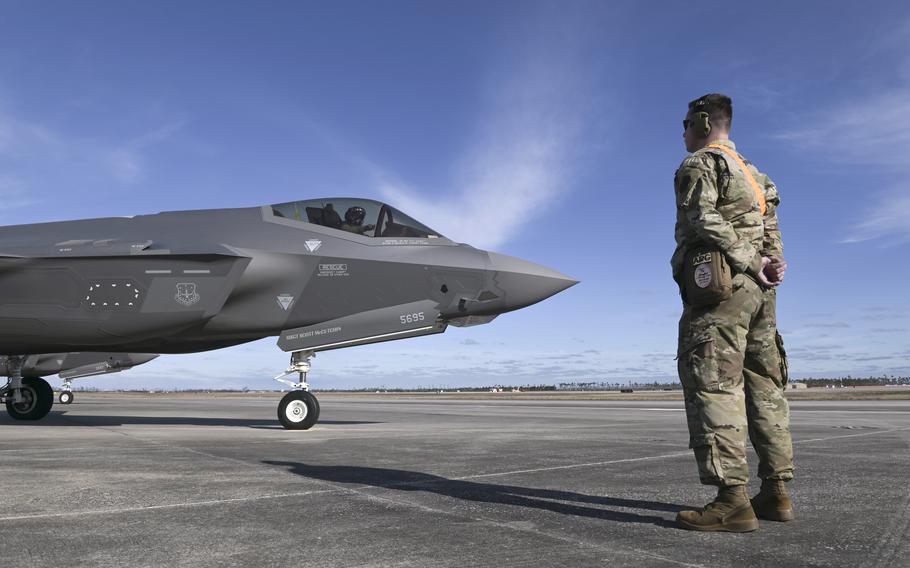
[{"left": 677, "top": 273, "right": 793, "bottom": 486}]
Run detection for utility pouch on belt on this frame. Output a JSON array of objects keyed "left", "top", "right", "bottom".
[{"left": 683, "top": 247, "right": 732, "bottom": 306}]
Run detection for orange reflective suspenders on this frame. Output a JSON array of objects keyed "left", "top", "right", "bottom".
[{"left": 707, "top": 143, "right": 767, "bottom": 215}]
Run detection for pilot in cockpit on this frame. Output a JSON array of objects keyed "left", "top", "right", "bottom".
[{"left": 340, "top": 206, "right": 376, "bottom": 235}]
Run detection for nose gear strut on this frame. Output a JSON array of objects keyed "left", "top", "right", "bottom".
[{"left": 274, "top": 350, "right": 313, "bottom": 391}]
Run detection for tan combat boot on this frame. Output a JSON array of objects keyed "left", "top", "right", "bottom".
[
  {"left": 751, "top": 479, "right": 794, "bottom": 522},
  {"left": 676, "top": 485, "right": 759, "bottom": 532}
]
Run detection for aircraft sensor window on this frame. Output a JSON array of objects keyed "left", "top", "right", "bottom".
[{"left": 272, "top": 198, "right": 441, "bottom": 239}]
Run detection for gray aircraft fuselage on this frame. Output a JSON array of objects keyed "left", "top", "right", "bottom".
[{"left": 0, "top": 200, "right": 577, "bottom": 358}]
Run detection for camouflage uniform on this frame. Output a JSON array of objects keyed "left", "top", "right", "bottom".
[{"left": 671, "top": 139, "right": 793, "bottom": 487}]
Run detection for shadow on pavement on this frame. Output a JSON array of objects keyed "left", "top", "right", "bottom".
[{"left": 264, "top": 460, "right": 684, "bottom": 528}]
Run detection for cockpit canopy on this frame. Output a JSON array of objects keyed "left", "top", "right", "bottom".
[{"left": 271, "top": 198, "right": 442, "bottom": 239}]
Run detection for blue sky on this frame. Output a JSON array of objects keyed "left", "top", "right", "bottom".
[{"left": 1, "top": 1, "right": 909, "bottom": 389}]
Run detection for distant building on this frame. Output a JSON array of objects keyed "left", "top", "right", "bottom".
[{"left": 786, "top": 382, "right": 808, "bottom": 390}]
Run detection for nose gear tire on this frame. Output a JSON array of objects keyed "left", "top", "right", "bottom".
[{"left": 277, "top": 391, "right": 320, "bottom": 430}]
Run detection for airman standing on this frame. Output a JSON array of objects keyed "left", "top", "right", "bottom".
[{"left": 671, "top": 93, "right": 793, "bottom": 532}]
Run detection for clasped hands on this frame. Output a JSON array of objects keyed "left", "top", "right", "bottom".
[{"left": 756, "top": 255, "right": 787, "bottom": 288}]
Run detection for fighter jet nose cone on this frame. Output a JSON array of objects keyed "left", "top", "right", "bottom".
[{"left": 486, "top": 252, "right": 578, "bottom": 312}]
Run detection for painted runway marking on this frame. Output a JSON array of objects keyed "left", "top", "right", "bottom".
[
  {"left": 408, "top": 428, "right": 910, "bottom": 483},
  {"left": 791, "top": 410, "right": 910, "bottom": 414},
  {"left": 0, "top": 489, "right": 337, "bottom": 522},
  {"left": 425, "top": 427, "right": 910, "bottom": 482},
  {"left": 793, "top": 426, "right": 910, "bottom": 445},
  {"left": 0, "top": 446, "right": 151, "bottom": 454}
]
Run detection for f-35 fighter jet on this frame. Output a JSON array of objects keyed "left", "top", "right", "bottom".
[{"left": 0, "top": 198, "right": 577, "bottom": 429}]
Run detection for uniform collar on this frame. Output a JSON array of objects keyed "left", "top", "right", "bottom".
[{"left": 705, "top": 138, "right": 736, "bottom": 151}]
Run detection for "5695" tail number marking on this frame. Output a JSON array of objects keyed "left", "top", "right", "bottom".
[{"left": 400, "top": 312, "right": 426, "bottom": 325}]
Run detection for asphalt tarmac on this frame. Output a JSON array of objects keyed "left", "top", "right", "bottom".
[{"left": 1, "top": 394, "right": 908, "bottom": 567}]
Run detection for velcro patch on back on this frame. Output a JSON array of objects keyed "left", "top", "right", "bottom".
[{"left": 691, "top": 251, "right": 713, "bottom": 265}]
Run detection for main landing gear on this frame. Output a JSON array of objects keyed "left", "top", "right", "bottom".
[
  {"left": 1, "top": 356, "right": 54, "bottom": 421},
  {"left": 274, "top": 350, "right": 320, "bottom": 430}
]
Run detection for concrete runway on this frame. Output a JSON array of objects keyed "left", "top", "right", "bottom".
[{"left": 1, "top": 394, "right": 908, "bottom": 567}]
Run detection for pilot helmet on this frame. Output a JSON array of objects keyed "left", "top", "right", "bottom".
[{"left": 344, "top": 206, "right": 366, "bottom": 225}]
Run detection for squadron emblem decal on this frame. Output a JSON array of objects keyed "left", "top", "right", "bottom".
[
  {"left": 304, "top": 240, "right": 322, "bottom": 253},
  {"left": 276, "top": 294, "right": 295, "bottom": 311},
  {"left": 175, "top": 282, "right": 201, "bottom": 306}
]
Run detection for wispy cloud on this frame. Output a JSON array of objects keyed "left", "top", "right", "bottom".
[
  {"left": 104, "top": 120, "right": 185, "bottom": 184},
  {"left": 802, "top": 322, "right": 851, "bottom": 329},
  {"left": 778, "top": 90, "right": 910, "bottom": 167},
  {"left": 777, "top": 87, "right": 910, "bottom": 244},
  {"left": 853, "top": 355, "right": 900, "bottom": 362},
  {"left": 0, "top": 104, "right": 184, "bottom": 191},
  {"left": 841, "top": 194, "right": 910, "bottom": 244},
  {"left": 0, "top": 175, "right": 36, "bottom": 210},
  {"left": 0, "top": 110, "right": 61, "bottom": 159},
  {"left": 375, "top": 18, "right": 596, "bottom": 249}
]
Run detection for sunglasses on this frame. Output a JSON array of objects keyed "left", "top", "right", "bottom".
[{"left": 682, "top": 119, "right": 691, "bottom": 131}]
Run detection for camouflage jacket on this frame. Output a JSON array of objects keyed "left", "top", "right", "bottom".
[{"left": 671, "top": 139, "right": 783, "bottom": 283}]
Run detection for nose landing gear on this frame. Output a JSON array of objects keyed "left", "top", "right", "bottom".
[
  {"left": 274, "top": 351, "right": 320, "bottom": 430},
  {"left": 58, "top": 378, "right": 75, "bottom": 404}
]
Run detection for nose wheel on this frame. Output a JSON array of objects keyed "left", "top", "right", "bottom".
[
  {"left": 277, "top": 390, "right": 320, "bottom": 429},
  {"left": 274, "top": 351, "right": 320, "bottom": 430}
]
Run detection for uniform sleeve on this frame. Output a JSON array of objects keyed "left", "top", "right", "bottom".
[
  {"left": 670, "top": 242, "right": 685, "bottom": 284},
  {"left": 759, "top": 173, "right": 783, "bottom": 257},
  {"left": 675, "top": 155, "right": 764, "bottom": 276}
]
